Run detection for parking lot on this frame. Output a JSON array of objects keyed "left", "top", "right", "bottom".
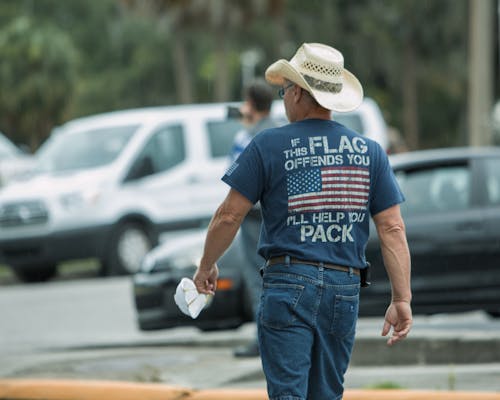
[{"left": 1, "top": 273, "right": 499, "bottom": 392}]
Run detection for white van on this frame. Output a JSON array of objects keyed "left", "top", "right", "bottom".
[
  {"left": 0, "top": 103, "right": 254, "bottom": 281},
  {"left": 0, "top": 132, "right": 36, "bottom": 188},
  {"left": 0, "top": 99, "right": 388, "bottom": 282}
]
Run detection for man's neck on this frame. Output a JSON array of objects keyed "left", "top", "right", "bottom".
[{"left": 297, "top": 107, "right": 331, "bottom": 121}]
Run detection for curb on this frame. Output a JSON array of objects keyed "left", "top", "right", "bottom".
[
  {"left": 0, "top": 379, "right": 499, "bottom": 400},
  {"left": 351, "top": 336, "right": 500, "bottom": 365},
  {"left": 58, "top": 334, "right": 500, "bottom": 366}
]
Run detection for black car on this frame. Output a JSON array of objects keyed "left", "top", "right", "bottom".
[
  {"left": 363, "top": 146, "right": 500, "bottom": 316},
  {"left": 133, "top": 230, "right": 254, "bottom": 331},
  {"left": 133, "top": 147, "right": 500, "bottom": 331}
]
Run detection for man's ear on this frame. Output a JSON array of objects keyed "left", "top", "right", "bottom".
[{"left": 293, "top": 85, "right": 303, "bottom": 104}]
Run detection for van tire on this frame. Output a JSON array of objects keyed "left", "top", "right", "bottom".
[
  {"left": 104, "top": 222, "right": 156, "bottom": 276},
  {"left": 13, "top": 264, "right": 57, "bottom": 283}
]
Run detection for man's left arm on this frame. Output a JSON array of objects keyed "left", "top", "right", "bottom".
[
  {"left": 372, "top": 204, "right": 412, "bottom": 345},
  {"left": 193, "top": 188, "right": 253, "bottom": 295}
]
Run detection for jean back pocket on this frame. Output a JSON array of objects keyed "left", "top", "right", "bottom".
[
  {"left": 329, "top": 294, "right": 359, "bottom": 338},
  {"left": 260, "top": 282, "right": 305, "bottom": 329}
]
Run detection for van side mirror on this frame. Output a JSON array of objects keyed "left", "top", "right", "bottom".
[{"left": 125, "top": 156, "right": 155, "bottom": 181}]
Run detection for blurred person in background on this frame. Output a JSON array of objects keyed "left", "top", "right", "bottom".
[
  {"left": 194, "top": 43, "right": 412, "bottom": 400},
  {"left": 229, "top": 80, "right": 279, "bottom": 358}
]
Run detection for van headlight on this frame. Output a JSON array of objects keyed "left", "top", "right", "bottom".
[{"left": 59, "top": 188, "right": 102, "bottom": 210}]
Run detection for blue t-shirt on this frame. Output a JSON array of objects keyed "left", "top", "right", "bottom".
[{"left": 222, "top": 119, "right": 404, "bottom": 269}]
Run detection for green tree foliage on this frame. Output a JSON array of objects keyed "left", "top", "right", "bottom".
[
  {"left": 0, "top": 0, "right": 472, "bottom": 150},
  {"left": 282, "top": 0, "right": 469, "bottom": 150},
  {"left": 0, "top": 16, "right": 77, "bottom": 150},
  {"left": 73, "top": 12, "right": 177, "bottom": 115}
]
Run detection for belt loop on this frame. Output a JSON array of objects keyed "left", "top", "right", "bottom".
[
  {"left": 285, "top": 255, "right": 290, "bottom": 266},
  {"left": 349, "top": 267, "right": 354, "bottom": 277}
]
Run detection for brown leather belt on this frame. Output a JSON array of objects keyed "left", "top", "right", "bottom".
[{"left": 266, "top": 256, "right": 360, "bottom": 276}]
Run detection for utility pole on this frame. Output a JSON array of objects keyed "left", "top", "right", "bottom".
[
  {"left": 468, "top": 0, "right": 494, "bottom": 146},
  {"left": 241, "top": 49, "right": 262, "bottom": 90}
]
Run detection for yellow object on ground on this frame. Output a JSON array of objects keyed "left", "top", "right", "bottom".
[{"left": 0, "top": 379, "right": 499, "bottom": 400}]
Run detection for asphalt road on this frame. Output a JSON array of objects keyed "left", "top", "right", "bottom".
[{"left": 1, "top": 276, "right": 499, "bottom": 391}]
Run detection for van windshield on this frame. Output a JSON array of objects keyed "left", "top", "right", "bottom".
[
  {"left": 0, "top": 133, "right": 20, "bottom": 159},
  {"left": 37, "top": 125, "right": 138, "bottom": 172}
]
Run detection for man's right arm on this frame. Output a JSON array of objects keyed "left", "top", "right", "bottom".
[
  {"left": 193, "top": 188, "right": 253, "bottom": 295},
  {"left": 372, "top": 204, "right": 412, "bottom": 345}
]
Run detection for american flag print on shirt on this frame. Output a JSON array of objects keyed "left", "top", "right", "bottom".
[{"left": 287, "top": 166, "right": 370, "bottom": 213}]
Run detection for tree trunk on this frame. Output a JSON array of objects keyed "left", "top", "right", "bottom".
[
  {"left": 402, "top": 37, "right": 419, "bottom": 150},
  {"left": 172, "top": 31, "right": 193, "bottom": 104},
  {"left": 468, "top": 0, "right": 494, "bottom": 146},
  {"left": 213, "top": 28, "right": 229, "bottom": 101},
  {"left": 269, "top": 0, "right": 289, "bottom": 58}
]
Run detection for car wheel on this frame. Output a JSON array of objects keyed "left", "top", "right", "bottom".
[
  {"left": 13, "top": 264, "right": 57, "bottom": 283},
  {"left": 105, "top": 221, "right": 156, "bottom": 276}
]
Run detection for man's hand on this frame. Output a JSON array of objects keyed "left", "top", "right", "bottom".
[
  {"left": 381, "top": 300, "right": 412, "bottom": 346},
  {"left": 193, "top": 264, "right": 219, "bottom": 296}
]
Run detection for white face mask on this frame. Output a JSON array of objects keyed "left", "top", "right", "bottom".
[{"left": 174, "top": 277, "right": 212, "bottom": 319}]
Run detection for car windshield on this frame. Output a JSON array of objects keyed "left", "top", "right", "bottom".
[
  {"left": 334, "top": 113, "right": 363, "bottom": 134},
  {"left": 36, "top": 124, "right": 138, "bottom": 172}
]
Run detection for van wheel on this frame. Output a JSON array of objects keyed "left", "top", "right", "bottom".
[
  {"left": 105, "top": 222, "right": 156, "bottom": 275},
  {"left": 13, "top": 264, "right": 57, "bottom": 283}
]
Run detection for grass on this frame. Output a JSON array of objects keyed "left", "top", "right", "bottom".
[
  {"left": 0, "top": 263, "right": 14, "bottom": 279},
  {"left": 365, "top": 365, "right": 457, "bottom": 391},
  {"left": 365, "top": 381, "right": 405, "bottom": 390},
  {"left": 58, "top": 258, "right": 100, "bottom": 277}
]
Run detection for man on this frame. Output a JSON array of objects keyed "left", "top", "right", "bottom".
[
  {"left": 229, "top": 80, "right": 278, "bottom": 358},
  {"left": 194, "top": 43, "right": 412, "bottom": 400},
  {"left": 229, "top": 79, "right": 278, "bottom": 163}
]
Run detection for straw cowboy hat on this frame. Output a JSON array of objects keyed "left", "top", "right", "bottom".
[{"left": 265, "top": 42, "right": 363, "bottom": 112}]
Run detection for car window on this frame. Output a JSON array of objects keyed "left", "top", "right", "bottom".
[
  {"left": 206, "top": 119, "right": 243, "bottom": 158},
  {"left": 334, "top": 113, "right": 363, "bottom": 134},
  {"left": 484, "top": 158, "right": 500, "bottom": 206},
  {"left": 141, "top": 124, "right": 185, "bottom": 175},
  {"left": 37, "top": 125, "right": 138, "bottom": 172},
  {"left": 396, "top": 164, "right": 470, "bottom": 216}
]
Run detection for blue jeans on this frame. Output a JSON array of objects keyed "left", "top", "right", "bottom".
[{"left": 257, "top": 259, "right": 360, "bottom": 400}]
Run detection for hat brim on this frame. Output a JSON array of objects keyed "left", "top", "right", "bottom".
[{"left": 265, "top": 59, "right": 363, "bottom": 113}]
